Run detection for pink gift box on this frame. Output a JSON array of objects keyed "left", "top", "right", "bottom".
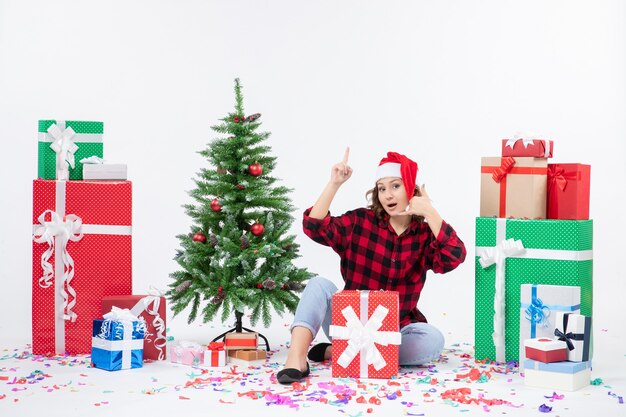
[{"left": 169, "top": 341, "right": 204, "bottom": 367}]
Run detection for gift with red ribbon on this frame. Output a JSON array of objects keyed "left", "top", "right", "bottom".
[
  {"left": 204, "top": 341, "right": 227, "bottom": 367},
  {"left": 501, "top": 137, "right": 554, "bottom": 158},
  {"left": 329, "top": 290, "right": 401, "bottom": 379},
  {"left": 102, "top": 294, "right": 167, "bottom": 360},
  {"left": 32, "top": 179, "right": 132, "bottom": 355},
  {"left": 480, "top": 156, "right": 548, "bottom": 218},
  {"left": 547, "top": 163, "right": 591, "bottom": 220}
]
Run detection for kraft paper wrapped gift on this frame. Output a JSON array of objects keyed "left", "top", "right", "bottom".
[
  {"left": 524, "top": 338, "right": 568, "bottom": 363},
  {"left": 519, "top": 284, "right": 582, "bottom": 367},
  {"left": 37, "top": 120, "right": 104, "bottom": 180},
  {"left": 169, "top": 341, "right": 204, "bottom": 366},
  {"left": 547, "top": 164, "right": 591, "bottom": 220},
  {"left": 224, "top": 332, "right": 258, "bottom": 350},
  {"left": 480, "top": 156, "right": 548, "bottom": 219},
  {"left": 554, "top": 312, "right": 592, "bottom": 362},
  {"left": 329, "top": 290, "right": 401, "bottom": 379},
  {"left": 474, "top": 217, "right": 593, "bottom": 363},
  {"left": 501, "top": 138, "right": 554, "bottom": 158},
  {"left": 32, "top": 179, "right": 132, "bottom": 355},
  {"left": 204, "top": 342, "right": 227, "bottom": 367},
  {"left": 102, "top": 295, "right": 167, "bottom": 360},
  {"left": 227, "top": 349, "right": 267, "bottom": 361},
  {"left": 524, "top": 359, "right": 591, "bottom": 391},
  {"left": 91, "top": 308, "right": 145, "bottom": 371},
  {"left": 83, "top": 163, "right": 128, "bottom": 180}
]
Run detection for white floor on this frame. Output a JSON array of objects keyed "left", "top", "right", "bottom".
[{"left": 1, "top": 323, "right": 624, "bottom": 417}]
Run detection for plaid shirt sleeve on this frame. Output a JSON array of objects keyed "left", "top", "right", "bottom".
[
  {"left": 302, "top": 207, "right": 355, "bottom": 254},
  {"left": 426, "top": 220, "right": 467, "bottom": 273}
]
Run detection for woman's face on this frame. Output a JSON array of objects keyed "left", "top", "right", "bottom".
[{"left": 376, "top": 177, "right": 409, "bottom": 216}]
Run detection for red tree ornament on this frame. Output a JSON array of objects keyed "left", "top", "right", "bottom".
[
  {"left": 248, "top": 162, "right": 263, "bottom": 177},
  {"left": 210, "top": 198, "right": 222, "bottom": 212},
  {"left": 193, "top": 232, "right": 207, "bottom": 243},
  {"left": 250, "top": 222, "right": 265, "bottom": 236},
  {"left": 256, "top": 283, "right": 263, "bottom": 289}
]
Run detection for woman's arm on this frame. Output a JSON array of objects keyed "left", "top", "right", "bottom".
[{"left": 309, "top": 147, "right": 353, "bottom": 219}]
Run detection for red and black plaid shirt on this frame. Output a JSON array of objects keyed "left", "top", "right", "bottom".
[{"left": 303, "top": 207, "right": 466, "bottom": 327}]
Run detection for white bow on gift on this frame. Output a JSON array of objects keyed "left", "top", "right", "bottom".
[
  {"left": 330, "top": 305, "right": 402, "bottom": 372},
  {"left": 32, "top": 209, "right": 84, "bottom": 322},
  {"left": 477, "top": 238, "right": 525, "bottom": 363},
  {"left": 47, "top": 123, "right": 78, "bottom": 180}
]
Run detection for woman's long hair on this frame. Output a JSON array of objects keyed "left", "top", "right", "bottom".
[{"left": 366, "top": 184, "right": 424, "bottom": 222}]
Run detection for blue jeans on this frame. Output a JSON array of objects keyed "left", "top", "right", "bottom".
[{"left": 291, "top": 276, "right": 445, "bottom": 366}]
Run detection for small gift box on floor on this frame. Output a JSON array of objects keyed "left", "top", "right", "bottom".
[
  {"left": 524, "top": 359, "right": 591, "bottom": 391},
  {"left": 329, "top": 290, "right": 402, "bottom": 379},
  {"left": 102, "top": 294, "right": 167, "bottom": 360},
  {"left": 227, "top": 349, "right": 267, "bottom": 361},
  {"left": 204, "top": 342, "right": 227, "bottom": 367},
  {"left": 554, "top": 312, "right": 592, "bottom": 362},
  {"left": 524, "top": 338, "right": 568, "bottom": 363},
  {"left": 169, "top": 341, "right": 204, "bottom": 367},
  {"left": 501, "top": 137, "right": 554, "bottom": 158},
  {"left": 224, "top": 332, "right": 258, "bottom": 350},
  {"left": 91, "top": 307, "right": 145, "bottom": 371}
]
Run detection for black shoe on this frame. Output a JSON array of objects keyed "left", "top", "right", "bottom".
[
  {"left": 276, "top": 362, "right": 310, "bottom": 384},
  {"left": 307, "top": 342, "right": 331, "bottom": 362}
]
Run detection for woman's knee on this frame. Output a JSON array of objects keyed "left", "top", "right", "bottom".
[{"left": 399, "top": 324, "right": 445, "bottom": 365}]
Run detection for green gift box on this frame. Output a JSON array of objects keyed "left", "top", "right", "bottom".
[
  {"left": 474, "top": 217, "right": 592, "bottom": 363},
  {"left": 38, "top": 120, "right": 104, "bottom": 180}
]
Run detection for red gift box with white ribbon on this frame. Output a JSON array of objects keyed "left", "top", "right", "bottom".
[
  {"left": 102, "top": 294, "right": 167, "bottom": 360},
  {"left": 32, "top": 179, "right": 132, "bottom": 355},
  {"left": 329, "top": 290, "right": 401, "bottom": 379},
  {"left": 501, "top": 137, "right": 554, "bottom": 158}
]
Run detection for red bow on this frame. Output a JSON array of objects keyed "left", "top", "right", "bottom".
[
  {"left": 208, "top": 341, "right": 225, "bottom": 351},
  {"left": 548, "top": 166, "right": 568, "bottom": 191},
  {"left": 491, "top": 157, "right": 516, "bottom": 183}
]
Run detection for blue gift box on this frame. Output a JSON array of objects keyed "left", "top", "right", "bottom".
[{"left": 91, "top": 319, "right": 145, "bottom": 371}]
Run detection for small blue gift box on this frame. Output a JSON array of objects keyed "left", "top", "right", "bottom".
[{"left": 91, "top": 318, "right": 145, "bottom": 371}]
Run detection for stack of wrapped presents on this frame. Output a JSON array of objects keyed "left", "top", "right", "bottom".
[
  {"left": 31, "top": 119, "right": 167, "bottom": 371},
  {"left": 474, "top": 137, "right": 592, "bottom": 390}
]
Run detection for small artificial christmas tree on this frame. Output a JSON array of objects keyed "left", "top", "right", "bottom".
[{"left": 168, "top": 78, "right": 312, "bottom": 332}]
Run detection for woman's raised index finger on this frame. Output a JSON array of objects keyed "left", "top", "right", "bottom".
[{"left": 342, "top": 147, "right": 350, "bottom": 164}]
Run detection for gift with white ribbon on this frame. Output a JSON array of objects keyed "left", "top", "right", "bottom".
[
  {"left": 474, "top": 217, "right": 592, "bottom": 364},
  {"left": 32, "top": 179, "right": 133, "bottom": 355},
  {"left": 329, "top": 290, "right": 401, "bottom": 379},
  {"left": 502, "top": 134, "right": 554, "bottom": 158},
  {"left": 37, "top": 119, "right": 104, "bottom": 180},
  {"left": 91, "top": 307, "right": 146, "bottom": 371},
  {"left": 102, "top": 292, "right": 168, "bottom": 360}
]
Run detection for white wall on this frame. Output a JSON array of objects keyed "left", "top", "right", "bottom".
[{"left": 1, "top": 0, "right": 624, "bottom": 346}]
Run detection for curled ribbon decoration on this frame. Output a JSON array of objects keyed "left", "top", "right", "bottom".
[
  {"left": 32, "top": 210, "right": 83, "bottom": 322},
  {"left": 330, "top": 304, "right": 402, "bottom": 372},
  {"left": 47, "top": 123, "right": 78, "bottom": 180},
  {"left": 131, "top": 292, "right": 167, "bottom": 360},
  {"left": 524, "top": 297, "right": 550, "bottom": 329},
  {"left": 478, "top": 238, "right": 525, "bottom": 363},
  {"left": 491, "top": 157, "right": 516, "bottom": 183},
  {"left": 208, "top": 341, "right": 225, "bottom": 351}
]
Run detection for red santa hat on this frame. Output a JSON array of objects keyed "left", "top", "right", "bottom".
[{"left": 375, "top": 151, "right": 418, "bottom": 200}]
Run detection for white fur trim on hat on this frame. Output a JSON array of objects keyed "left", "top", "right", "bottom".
[{"left": 376, "top": 162, "right": 402, "bottom": 181}]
